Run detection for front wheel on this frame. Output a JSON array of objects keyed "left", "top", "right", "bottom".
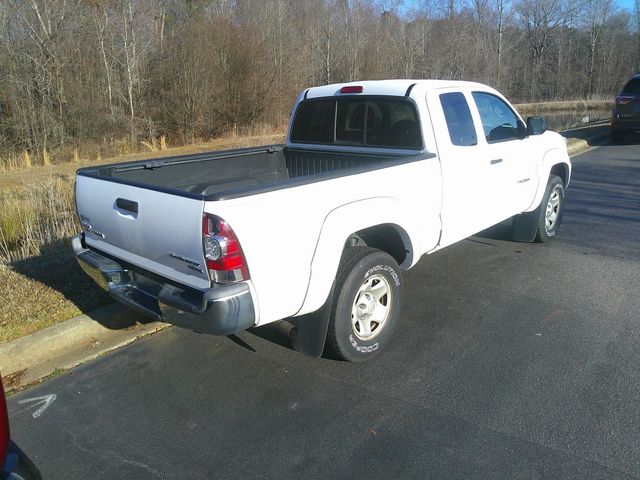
[
  {"left": 534, "top": 175, "right": 565, "bottom": 242},
  {"left": 324, "top": 247, "right": 403, "bottom": 362}
]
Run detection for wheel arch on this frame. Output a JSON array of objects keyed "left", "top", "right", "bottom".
[
  {"left": 348, "top": 223, "right": 413, "bottom": 268},
  {"left": 550, "top": 163, "right": 569, "bottom": 188},
  {"left": 296, "top": 197, "right": 416, "bottom": 317},
  {"left": 525, "top": 148, "right": 571, "bottom": 213}
]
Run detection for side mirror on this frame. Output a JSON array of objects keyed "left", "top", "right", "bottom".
[{"left": 527, "top": 116, "right": 547, "bottom": 135}]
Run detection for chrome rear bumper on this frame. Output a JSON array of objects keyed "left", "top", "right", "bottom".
[{"left": 71, "top": 234, "right": 255, "bottom": 335}]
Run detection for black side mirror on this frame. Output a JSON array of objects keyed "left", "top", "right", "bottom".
[{"left": 527, "top": 116, "right": 547, "bottom": 135}]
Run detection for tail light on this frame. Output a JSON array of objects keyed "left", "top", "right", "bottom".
[
  {"left": 615, "top": 96, "right": 634, "bottom": 105},
  {"left": 0, "top": 375, "right": 9, "bottom": 463},
  {"left": 202, "top": 214, "right": 250, "bottom": 284}
]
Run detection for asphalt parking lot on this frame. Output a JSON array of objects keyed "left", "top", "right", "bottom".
[{"left": 8, "top": 141, "right": 640, "bottom": 479}]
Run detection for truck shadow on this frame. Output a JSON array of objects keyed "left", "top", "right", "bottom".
[
  {"left": 7, "top": 238, "right": 151, "bottom": 330},
  {"left": 244, "top": 324, "right": 293, "bottom": 351},
  {"left": 473, "top": 220, "right": 514, "bottom": 243}
]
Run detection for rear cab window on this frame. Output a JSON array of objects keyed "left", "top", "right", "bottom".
[
  {"left": 621, "top": 78, "right": 640, "bottom": 95},
  {"left": 290, "top": 97, "right": 423, "bottom": 149}
]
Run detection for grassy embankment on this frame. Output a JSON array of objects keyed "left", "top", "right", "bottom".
[
  {"left": 0, "top": 133, "right": 284, "bottom": 343},
  {"left": 0, "top": 99, "right": 613, "bottom": 343},
  {"left": 515, "top": 99, "right": 611, "bottom": 115}
]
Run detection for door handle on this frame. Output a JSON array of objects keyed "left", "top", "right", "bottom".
[
  {"left": 115, "top": 198, "right": 138, "bottom": 214},
  {"left": 490, "top": 158, "right": 503, "bottom": 165}
]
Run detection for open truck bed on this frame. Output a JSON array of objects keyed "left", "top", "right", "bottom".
[{"left": 77, "top": 145, "right": 425, "bottom": 201}]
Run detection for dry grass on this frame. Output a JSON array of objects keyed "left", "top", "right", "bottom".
[
  {"left": 0, "top": 177, "right": 78, "bottom": 261},
  {"left": 0, "top": 176, "right": 112, "bottom": 343},
  {"left": 0, "top": 261, "right": 111, "bottom": 343},
  {"left": 0, "top": 133, "right": 285, "bottom": 190},
  {"left": 0, "top": 132, "right": 285, "bottom": 343},
  {"left": 0, "top": 126, "right": 286, "bottom": 174},
  {"left": 515, "top": 100, "right": 613, "bottom": 115}
]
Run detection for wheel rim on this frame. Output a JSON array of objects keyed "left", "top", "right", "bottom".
[
  {"left": 351, "top": 274, "right": 392, "bottom": 341},
  {"left": 545, "top": 187, "right": 562, "bottom": 232}
]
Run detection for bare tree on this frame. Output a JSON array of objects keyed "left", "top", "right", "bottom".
[
  {"left": 584, "top": 0, "right": 613, "bottom": 96},
  {"left": 516, "top": 0, "right": 571, "bottom": 99},
  {"left": 0, "top": 0, "right": 638, "bottom": 162}
]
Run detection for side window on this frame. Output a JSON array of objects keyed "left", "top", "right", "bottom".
[
  {"left": 439, "top": 92, "right": 477, "bottom": 146},
  {"left": 621, "top": 78, "right": 640, "bottom": 95},
  {"left": 472, "top": 92, "right": 520, "bottom": 143}
]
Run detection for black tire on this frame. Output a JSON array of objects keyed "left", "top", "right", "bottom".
[
  {"left": 611, "top": 130, "right": 625, "bottom": 144},
  {"left": 324, "top": 247, "right": 403, "bottom": 362},
  {"left": 534, "top": 175, "right": 565, "bottom": 243}
]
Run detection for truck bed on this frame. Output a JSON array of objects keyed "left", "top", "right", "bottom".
[{"left": 77, "top": 145, "right": 429, "bottom": 201}]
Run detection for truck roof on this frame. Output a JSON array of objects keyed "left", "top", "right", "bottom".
[{"left": 304, "top": 79, "right": 489, "bottom": 99}]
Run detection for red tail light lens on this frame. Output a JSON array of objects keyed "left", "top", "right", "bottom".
[
  {"left": 340, "top": 85, "right": 363, "bottom": 94},
  {"left": 0, "top": 375, "right": 9, "bottom": 463},
  {"left": 202, "top": 214, "right": 250, "bottom": 284}
]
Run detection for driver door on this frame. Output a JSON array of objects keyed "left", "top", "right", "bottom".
[{"left": 470, "top": 91, "right": 539, "bottom": 214}]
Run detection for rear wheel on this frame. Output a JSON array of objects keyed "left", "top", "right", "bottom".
[
  {"left": 324, "top": 247, "right": 403, "bottom": 362},
  {"left": 534, "top": 175, "right": 565, "bottom": 242}
]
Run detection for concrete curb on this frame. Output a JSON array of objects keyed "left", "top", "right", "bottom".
[
  {"left": 0, "top": 303, "right": 169, "bottom": 391},
  {"left": 566, "top": 136, "right": 606, "bottom": 157},
  {"left": 562, "top": 123, "right": 610, "bottom": 157}
]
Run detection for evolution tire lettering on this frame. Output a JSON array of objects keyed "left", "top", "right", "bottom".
[{"left": 365, "top": 264, "right": 401, "bottom": 287}]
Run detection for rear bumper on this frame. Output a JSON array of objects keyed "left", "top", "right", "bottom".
[
  {"left": 611, "top": 118, "right": 640, "bottom": 132},
  {"left": 71, "top": 234, "right": 256, "bottom": 335}
]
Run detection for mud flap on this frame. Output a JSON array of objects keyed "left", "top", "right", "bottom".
[
  {"left": 289, "top": 284, "right": 335, "bottom": 358},
  {"left": 512, "top": 203, "right": 543, "bottom": 242}
]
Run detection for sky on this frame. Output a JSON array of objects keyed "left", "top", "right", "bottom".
[
  {"left": 618, "top": 0, "right": 635, "bottom": 11},
  {"left": 401, "top": 0, "right": 638, "bottom": 13}
]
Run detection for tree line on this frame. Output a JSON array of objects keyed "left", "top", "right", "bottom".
[{"left": 0, "top": 0, "right": 638, "bottom": 158}]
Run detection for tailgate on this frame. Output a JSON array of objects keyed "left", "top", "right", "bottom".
[{"left": 75, "top": 175, "right": 210, "bottom": 290}]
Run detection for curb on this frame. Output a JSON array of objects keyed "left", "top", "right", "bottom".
[
  {"left": 562, "top": 124, "right": 610, "bottom": 157},
  {"left": 566, "top": 135, "right": 607, "bottom": 157},
  {"left": 0, "top": 303, "right": 169, "bottom": 391}
]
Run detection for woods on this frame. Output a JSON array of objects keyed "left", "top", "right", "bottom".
[{"left": 0, "top": 0, "right": 638, "bottom": 160}]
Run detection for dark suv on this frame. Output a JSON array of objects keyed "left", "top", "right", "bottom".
[{"left": 611, "top": 74, "right": 640, "bottom": 143}]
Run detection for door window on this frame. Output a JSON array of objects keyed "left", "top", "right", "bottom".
[{"left": 472, "top": 92, "right": 520, "bottom": 143}]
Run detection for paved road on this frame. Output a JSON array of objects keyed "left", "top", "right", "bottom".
[{"left": 8, "top": 142, "right": 640, "bottom": 479}]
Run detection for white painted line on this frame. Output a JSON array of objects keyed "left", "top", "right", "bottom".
[{"left": 18, "top": 394, "right": 57, "bottom": 418}]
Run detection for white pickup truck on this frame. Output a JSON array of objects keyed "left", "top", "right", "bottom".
[{"left": 73, "top": 80, "right": 571, "bottom": 362}]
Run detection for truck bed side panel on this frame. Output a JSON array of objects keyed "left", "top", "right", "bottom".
[{"left": 207, "top": 157, "right": 442, "bottom": 325}]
